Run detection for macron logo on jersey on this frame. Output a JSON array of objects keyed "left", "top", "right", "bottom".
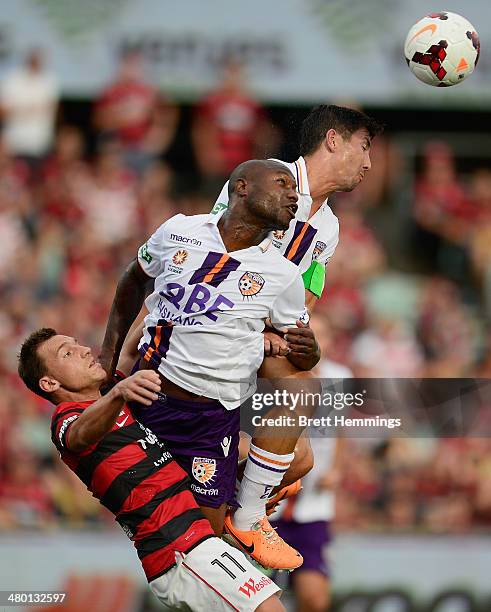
[{"left": 169, "top": 234, "right": 202, "bottom": 247}]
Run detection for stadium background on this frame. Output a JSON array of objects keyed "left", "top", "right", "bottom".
[{"left": 0, "top": 1, "right": 490, "bottom": 610}]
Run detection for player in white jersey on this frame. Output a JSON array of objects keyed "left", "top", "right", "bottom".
[
  {"left": 212, "top": 105, "right": 383, "bottom": 309},
  {"left": 100, "top": 160, "right": 320, "bottom": 571},
  {"left": 212, "top": 106, "right": 382, "bottom": 549},
  {"left": 133, "top": 209, "right": 309, "bottom": 410}
]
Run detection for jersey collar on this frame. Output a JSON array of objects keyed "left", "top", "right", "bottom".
[
  {"left": 295, "top": 156, "right": 330, "bottom": 215},
  {"left": 293, "top": 157, "right": 310, "bottom": 197},
  {"left": 206, "top": 207, "right": 227, "bottom": 225}
]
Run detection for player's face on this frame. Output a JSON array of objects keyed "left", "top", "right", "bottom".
[
  {"left": 335, "top": 128, "right": 372, "bottom": 192},
  {"left": 248, "top": 168, "right": 298, "bottom": 230},
  {"left": 38, "top": 335, "right": 106, "bottom": 393}
]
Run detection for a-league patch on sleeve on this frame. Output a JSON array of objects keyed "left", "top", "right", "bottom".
[{"left": 138, "top": 243, "right": 153, "bottom": 264}]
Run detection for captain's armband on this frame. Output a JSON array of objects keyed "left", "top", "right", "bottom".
[{"left": 302, "top": 260, "right": 326, "bottom": 298}]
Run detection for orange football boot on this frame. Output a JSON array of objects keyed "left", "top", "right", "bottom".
[
  {"left": 266, "top": 479, "right": 302, "bottom": 516},
  {"left": 223, "top": 514, "right": 303, "bottom": 571}
]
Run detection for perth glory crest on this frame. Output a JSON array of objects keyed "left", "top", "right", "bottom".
[
  {"left": 192, "top": 457, "right": 216, "bottom": 486},
  {"left": 239, "top": 272, "right": 265, "bottom": 298}
]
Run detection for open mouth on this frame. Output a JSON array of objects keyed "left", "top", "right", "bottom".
[{"left": 286, "top": 203, "right": 298, "bottom": 218}]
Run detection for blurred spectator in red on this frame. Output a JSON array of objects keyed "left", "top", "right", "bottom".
[
  {"left": 417, "top": 278, "right": 475, "bottom": 375},
  {"left": 138, "top": 161, "right": 178, "bottom": 234},
  {"left": 412, "top": 142, "right": 475, "bottom": 281},
  {"left": 473, "top": 438, "right": 491, "bottom": 526},
  {"left": 39, "top": 125, "right": 89, "bottom": 228},
  {"left": 316, "top": 202, "right": 385, "bottom": 363},
  {"left": 350, "top": 316, "right": 424, "bottom": 377},
  {"left": 413, "top": 142, "right": 472, "bottom": 243},
  {"left": 94, "top": 50, "right": 178, "bottom": 174},
  {"left": 337, "top": 443, "right": 380, "bottom": 528},
  {"left": 192, "top": 59, "right": 279, "bottom": 189},
  {"left": 329, "top": 202, "right": 386, "bottom": 282},
  {"left": 0, "top": 141, "right": 32, "bottom": 283},
  {"left": 317, "top": 274, "right": 366, "bottom": 365},
  {"left": 0, "top": 454, "right": 53, "bottom": 529},
  {"left": 0, "top": 48, "right": 59, "bottom": 166},
  {"left": 467, "top": 167, "right": 491, "bottom": 223},
  {"left": 72, "top": 141, "right": 140, "bottom": 246},
  {"left": 310, "top": 312, "right": 353, "bottom": 379},
  {"left": 467, "top": 168, "right": 491, "bottom": 317}
]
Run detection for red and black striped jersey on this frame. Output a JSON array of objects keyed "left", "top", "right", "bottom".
[{"left": 51, "top": 401, "right": 214, "bottom": 582}]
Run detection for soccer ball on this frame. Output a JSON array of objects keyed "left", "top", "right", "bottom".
[{"left": 404, "top": 12, "right": 480, "bottom": 87}]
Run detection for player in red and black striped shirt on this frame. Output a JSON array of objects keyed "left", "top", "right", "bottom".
[{"left": 18, "top": 328, "right": 283, "bottom": 612}]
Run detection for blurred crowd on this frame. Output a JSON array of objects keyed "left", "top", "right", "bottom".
[
  {"left": 335, "top": 438, "right": 491, "bottom": 533},
  {"left": 1, "top": 48, "right": 491, "bottom": 534}
]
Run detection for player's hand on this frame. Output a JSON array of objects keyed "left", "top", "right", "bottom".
[
  {"left": 284, "top": 320, "right": 319, "bottom": 357},
  {"left": 114, "top": 370, "right": 161, "bottom": 406},
  {"left": 264, "top": 330, "right": 290, "bottom": 357}
]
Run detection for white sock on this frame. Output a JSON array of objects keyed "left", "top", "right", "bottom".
[{"left": 233, "top": 444, "right": 294, "bottom": 530}]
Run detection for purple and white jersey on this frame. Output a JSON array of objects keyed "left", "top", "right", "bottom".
[
  {"left": 212, "top": 156, "right": 339, "bottom": 274},
  {"left": 137, "top": 210, "right": 307, "bottom": 410}
]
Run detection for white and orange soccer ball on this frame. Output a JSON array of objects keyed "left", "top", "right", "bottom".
[{"left": 404, "top": 12, "right": 480, "bottom": 87}]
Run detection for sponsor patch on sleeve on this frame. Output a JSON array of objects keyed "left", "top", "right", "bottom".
[
  {"left": 58, "top": 415, "right": 79, "bottom": 448},
  {"left": 138, "top": 243, "right": 153, "bottom": 264}
]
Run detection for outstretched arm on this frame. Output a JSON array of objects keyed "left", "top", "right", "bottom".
[
  {"left": 66, "top": 371, "right": 161, "bottom": 453},
  {"left": 99, "top": 259, "right": 152, "bottom": 379},
  {"left": 117, "top": 306, "right": 149, "bottom": 376}
]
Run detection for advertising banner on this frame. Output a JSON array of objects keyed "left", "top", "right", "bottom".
[{"left": 0, "top": 0, "right": 490, "bottom": 105}]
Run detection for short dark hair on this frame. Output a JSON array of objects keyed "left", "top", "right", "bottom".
[
  {"left": 299, "top": 105, "right": 384, "bottom": 157},
  {"left": 18, "top": 328, "right": 57, "bottom": 401}
]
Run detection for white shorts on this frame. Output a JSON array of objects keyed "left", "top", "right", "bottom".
[{"left": 149, "top": 537, "right": 281, "bottom": 611}]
